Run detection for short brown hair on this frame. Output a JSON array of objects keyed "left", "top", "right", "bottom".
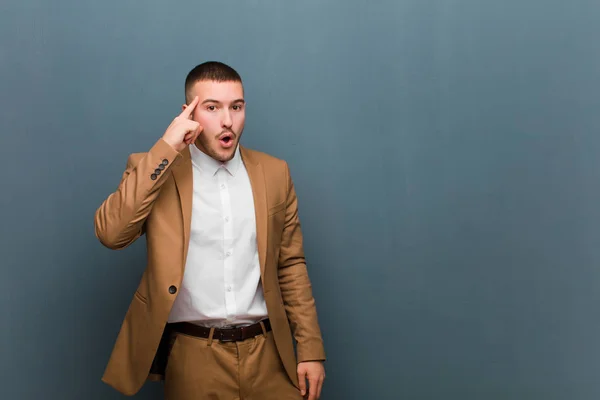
[{"left": 184, "top": 61, "right": 242, "bottom": 102}]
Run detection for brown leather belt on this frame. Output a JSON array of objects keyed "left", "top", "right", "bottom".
[{"left": 168, "top": 319, "right": 271, "bottom": 343}]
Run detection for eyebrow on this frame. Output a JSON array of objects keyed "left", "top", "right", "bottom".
[{"left": 201, "top": 98, "right": 246, "bottom": 105}]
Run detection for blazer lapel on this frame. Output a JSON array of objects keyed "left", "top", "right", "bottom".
[
  {"left": 171, "top": 146, "right": 193, "bottom": 269},
  {"left": 241, "top": 146, "right": 268, "bottom": 282}
]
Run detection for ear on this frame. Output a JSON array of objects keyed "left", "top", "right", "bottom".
[{"left": 182, "top": 104, "right": 187, "bottom": 112}]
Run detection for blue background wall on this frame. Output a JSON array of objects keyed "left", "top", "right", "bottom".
[{"left": 2, "top": 1, "right": 600, "bottom": 399}]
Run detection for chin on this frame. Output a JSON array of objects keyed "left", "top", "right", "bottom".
[{"left": 214, "top": 148, "right": 236, "bottom": 162}]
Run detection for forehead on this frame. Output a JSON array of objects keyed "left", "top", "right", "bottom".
[{"left": 189, "top": 80, "right": 244, "bottom": 101}]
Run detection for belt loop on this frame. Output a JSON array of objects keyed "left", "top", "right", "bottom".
[
  {"left": 207, "top": 327, "right": 215, "bottom": 346},
  {"left": 259, "top": 320, "right": 267, "bottom": 337}
]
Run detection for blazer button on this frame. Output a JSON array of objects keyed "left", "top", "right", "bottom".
[
  {"left": 162, "top": 159, "right": 169, "bottom": 166},
  {"left": 168, "top": 285, "right": 177, "bottom": 294},
  {"left": 151, "top": 173, "right": 157, "bottom": 180},
  {"left": 154, "top": 168, "right": 161, "bottom": 175}
]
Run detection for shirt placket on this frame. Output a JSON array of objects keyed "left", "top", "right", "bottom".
[{"left": 217, "top": 169, "right": 236, "bottom": 319}]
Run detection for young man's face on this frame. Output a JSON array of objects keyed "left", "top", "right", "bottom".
[{"left": 183, "top": 80, "right": 246, "bottom": 162}]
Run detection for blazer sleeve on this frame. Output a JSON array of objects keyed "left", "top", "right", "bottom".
[
  {"left": 277, "top": 161, "right": 326, "bottom": 363},
  {"left": 94, "top": 138, "right": 181, "bottom": 250}
]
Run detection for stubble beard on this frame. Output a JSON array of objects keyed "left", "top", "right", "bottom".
[{"left": 194, "top": 130, "right": 242, "bottom": 163}]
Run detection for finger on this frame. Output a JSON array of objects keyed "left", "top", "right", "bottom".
[
  {"left": 186, "top": 120, "right": 201, "bottom": 133},
  {"left": 185, "top": 126, "right": 198, "bottom": 142},
  {"left": 180, "top": 121, "right": 199, "bottom": 141},
  {"left": 297, "top": 370, "right": 307, "bottom": 397},
  {"left": 180, "top": 96, "right": 199, "bottom": 119},
  {"left": 190, "top": 124, "right": 202, "bottom": 142},
  {"left": 308, "top": 376, "right": 319, "bottom": 400},
  {"left": 192, "top": 126, "right": 203, "bottom": 142},
  {"left": 316, "top": 376, "right": 324, "bottom": 399},
  {"left": 184, "top": 129, "right": 196, "bottom": 139}
]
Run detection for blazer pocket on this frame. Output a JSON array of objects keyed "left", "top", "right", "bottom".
[{"left": 268, "top": 200, "right": 286, "bottom": 216}]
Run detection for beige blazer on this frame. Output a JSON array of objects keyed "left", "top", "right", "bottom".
[{"left": 94, "top": 139, "right": 325, "bottom": 396}]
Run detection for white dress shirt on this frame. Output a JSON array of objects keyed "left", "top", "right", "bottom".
[{"left": 167, "top": 144, "right": 268, "bottom": 328}]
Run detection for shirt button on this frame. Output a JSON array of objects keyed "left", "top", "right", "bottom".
[
  {"left": 220, "top": 184, "right": 226, "bottom": 189},
  {"left": 226, "top": 251, "right": 231, "bottom": 257},
  {"left": 227, "top": 286, "right": 232, "bottom": 292},
  {"left": 225, "top": 216, "right": 229, "bottom": 222}
]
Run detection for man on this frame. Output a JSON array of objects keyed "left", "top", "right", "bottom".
[{"left": 95, "top": 61, "right": 326, "bottom": 399}]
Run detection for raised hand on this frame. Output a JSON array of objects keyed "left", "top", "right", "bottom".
[{"left": 162, "top": 96, "right": 203, "bottom": 152}]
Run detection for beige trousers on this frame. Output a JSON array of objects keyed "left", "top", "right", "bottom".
[{"left": 163, "top": 330, "right": 302, "bottom": 400}]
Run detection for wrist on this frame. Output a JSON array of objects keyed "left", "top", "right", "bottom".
[{"left": 161, "top": 136, "right": 181, "bottom": 152}]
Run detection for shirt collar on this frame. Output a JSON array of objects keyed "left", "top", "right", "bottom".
[{"left": 189, "top": 143, "right": 241, "bottom": 177}]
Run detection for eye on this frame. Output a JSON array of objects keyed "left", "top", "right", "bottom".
[{"left": 206, "top": 105, "right": 216, "bottom": 111}]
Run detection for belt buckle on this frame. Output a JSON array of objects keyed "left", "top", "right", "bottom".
[{"left": 219, "top": 327, "right": 242, "bottom": 342}]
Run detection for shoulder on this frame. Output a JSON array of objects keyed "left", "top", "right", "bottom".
[
  {"left": 242, "top": 146, "right": 289, "bottom": 171},
  {"left": 241, "top": 146, "right": 294, "bottom": 189},
  {"left": 242, "top": 146, "right": 286, "bottom": 165}
]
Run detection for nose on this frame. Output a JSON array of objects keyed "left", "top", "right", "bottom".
[{"left": 221, "top": 109, "right": 232, "bottom": 129}]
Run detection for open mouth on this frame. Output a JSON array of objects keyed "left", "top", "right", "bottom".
[{"left": 218, "top": 132, "right": 235, "bottom": 148}]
